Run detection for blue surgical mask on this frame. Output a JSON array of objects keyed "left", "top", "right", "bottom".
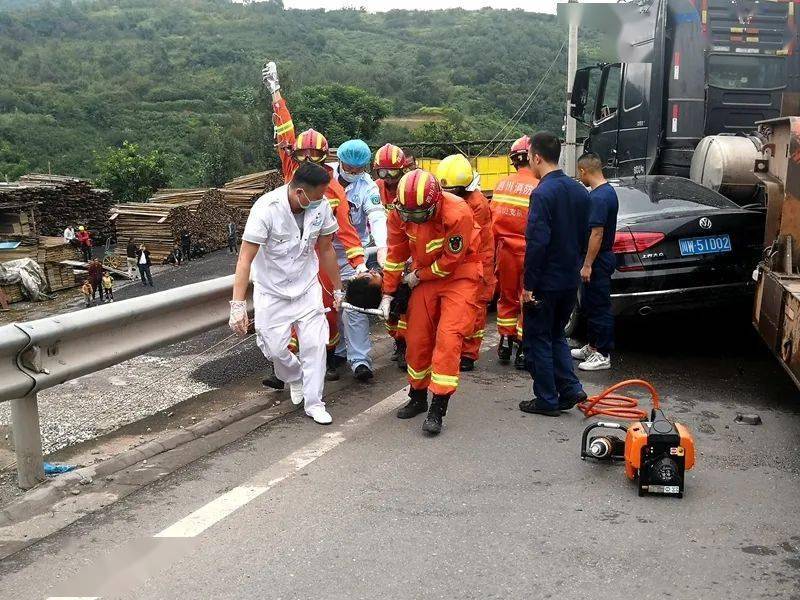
[
  {"left": 297, "top": 189, "right": 324, "bottom": 211},
  {"left": 339, "top": 169, "right": 364, "bottom": 184}
]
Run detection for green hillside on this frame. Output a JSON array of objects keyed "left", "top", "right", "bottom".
[{"left": 0, "top": 0, "right": 601, "bottom": 188}]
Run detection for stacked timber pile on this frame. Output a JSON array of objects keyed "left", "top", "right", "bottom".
[
  {"left": 111, "top": 203, "right": 193, "bottom": 262},
  {"left": 0, "top": 282, "right": 24, "bottom": 304},
  {"left": 37, "top": 237, "right": 80, "bottom": 292},
  {"left": 192, "top": 189, "right": 241, "bottom": 249},
  {"left": 0, "top": 235, "right": 38, "bottom": 261},
  {"left": 0, "top": 175, "right": 114, "bottom": 240},
  {"left": 222, "top": 170, "right": 282, "bottom": 214},
  {"left": 37, "top": 236, "right": 80, "bottom": 264},
  {"left": 111, "top": 189, "right": 240, "bottom": 262}
]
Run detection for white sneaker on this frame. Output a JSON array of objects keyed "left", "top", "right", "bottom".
[
  {"left": 306, "top": 405, "right": 332, "bottom": 425},
  {"left": 571, "top": 343, "right": 592, "bottom": 361},
  {"left": 578, "top": 351, "right": 611, "bottom": 371},
  {"left": 289, "top": 380, "right": 303, "bottom": 405}
]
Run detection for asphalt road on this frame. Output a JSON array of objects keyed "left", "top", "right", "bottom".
[{"left": 1, "top": 303, "right": 799, "bottom": 599}]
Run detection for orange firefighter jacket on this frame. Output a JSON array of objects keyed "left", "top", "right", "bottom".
[
  {"left": 490, "top": 166, "right": 539, "bottom": 254},
  {"left": 383, "top": 192, "right": 481, "bottom": 295}
]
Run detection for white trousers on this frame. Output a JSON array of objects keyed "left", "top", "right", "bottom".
[{"left": 254, "top": 282, "right": 328, "bottom": 412}]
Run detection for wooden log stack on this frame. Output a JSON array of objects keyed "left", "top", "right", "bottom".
[
  {"left": 0, "top": 175, "right": 114, "bottom": 240},
  {"left": 111, "top": 189, "right": 241, "bottom": 262},
  {"left": 222, "top": 169, "right": 283, "bottom": 216}
]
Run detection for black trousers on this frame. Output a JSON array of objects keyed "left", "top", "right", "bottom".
[{"left": 139, "top": 265, "right": 154, "bottom": 286}]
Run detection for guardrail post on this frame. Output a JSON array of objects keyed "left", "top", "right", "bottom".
[{"left": 11, "top": 393, "right": 45, "bottom": 490}]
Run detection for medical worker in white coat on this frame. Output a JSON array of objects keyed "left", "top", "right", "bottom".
[{"left": 229, "top": 162, "right": 343, "bottom": 425}]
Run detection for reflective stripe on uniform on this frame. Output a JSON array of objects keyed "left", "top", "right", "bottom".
[
  {"left": 465, "top": 329, "right": 485, "bottom": 340},
  {"left": 431, "top": 372, "right": 459, "bottom": 388},
  {"left": 407, "top": 233, "right": 417, "bottom": 242},
  {"left": 491, "top": 193, "right": 529, "bottom": 208},
  {"left": 425, "top": 238, "right": 444, "bottom": 253},
  {"left": 430, "top": 261, "right": 450, "bottom": 277},
  {"left": 384, "top": 260, "right": 405, "bottom": 272},
  {"left": 345, "top": 246, "right": 365, "bottom": 258},
  {"left": 275, "top": 120, "right": 294, "bottom": 135},
  {"left": 328, "top": 198, "right": 340, "bottom": 209},
  {"left": 407, "top": 364, "right": 432, "bottom": 380},
  {"left": 497, "top": 317, "right": 518, "bottom": 327},
  {"left": 397, "top": 320, "right": 407, "bottom": 330}
]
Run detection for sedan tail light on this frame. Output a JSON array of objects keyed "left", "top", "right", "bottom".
[{"left": 613, "top": 231, "right": 665, "bottom": 254}]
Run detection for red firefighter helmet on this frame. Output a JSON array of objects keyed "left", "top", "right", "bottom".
[
  {"left": 373, "top": 144, "right": 406, "bottom": 179},
  {"left": 293, "top": 128, "right": 329, "bottom": 163},
  {"left": 509, "top": 135, "right": 531, "bottom": 162},
  {"left": 395, "top": 169, "right": 442, "bottom": 223}
]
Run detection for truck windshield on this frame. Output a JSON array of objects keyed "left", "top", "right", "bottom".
[{"left": 708, "top": 54, "right": 786, "bottom": 90}]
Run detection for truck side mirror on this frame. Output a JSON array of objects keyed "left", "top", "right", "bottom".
[{"left": 570, "top": 67, "right": 595, "bottom": 125}]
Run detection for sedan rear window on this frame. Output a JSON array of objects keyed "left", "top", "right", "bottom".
[{"left": 614, "top": 176, "right": 737, "bottom": 219}]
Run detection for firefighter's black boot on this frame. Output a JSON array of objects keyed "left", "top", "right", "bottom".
[
  {"left": 396, "top": 339, "right": 407, "bottom": 371},
  {"left": 460, "top": 356, "right": 475, "bottom": 371},
  {"left": 325, "top": 349, "right": 340, "bottom": 382},
  {"left": 261, "top": 360, "right": 285, "bottom": 390},
  {"left": 497, "top": 335, "right": 512, "bottom": 364},
  {"left": 514, "top": 342, "right": 526, "bottom": 370},
  {"left": 422, "top": 394, "right": 449, "bottom": 435},
  {"left": 397, "top": 388, "right": 428, "bottom": 419}
]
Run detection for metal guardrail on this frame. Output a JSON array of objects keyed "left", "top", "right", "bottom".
[{"left": 0, "top": 275, "right": 252, "bottom": 489}]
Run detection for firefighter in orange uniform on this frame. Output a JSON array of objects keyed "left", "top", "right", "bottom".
[
  {"left": 373, "top": 143, "right": 409, "bottom": 369},
  {"left": 263, "top": 61, "right": 366, "bottom": 381},
  {"left": 435, "top": 154, "right": 495, "bottom": 371},
  {"left": 379, "top": 170, "right": 481, "bottom": 435},
  {"left": 491, "top": 135, "right": 539, "bottom": 369}
]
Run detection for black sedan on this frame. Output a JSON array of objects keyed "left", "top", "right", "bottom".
[{"left": 570, "top": 175, "right": 765, "bottom": 330}]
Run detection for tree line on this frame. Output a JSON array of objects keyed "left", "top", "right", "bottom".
[{"left": 0, "top": 0, "right": 602, "bottom": 200}]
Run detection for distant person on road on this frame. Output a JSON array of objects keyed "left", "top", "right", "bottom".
[
  {"left": 87, "top": 258, "right": 104, "bottom": 303},
  {"left": 227, "top": 221, "right": 238, "bottom": 255},
  {"left": 164, "top": 243, "right": 183, "bottom": 266},
  {"left": 126, "top": 239, "right": 139, "bottom": 279},
  {"left": 76, "top": 226, "right": 92, "bottom": 262},
  {"left": 81, "top": 280, "right": 93, "bottom": 308},
  {"left": 63, "top": 225, "right": 76, "bottom": 246},
  {"left": 229, "top": 162, "right": 343, "bottom": 426},
  {"left": 137, "top": 244, "right": 154, "bottom": 287},
  {"left": 572, "top": 152, "right": 618, "bottom": 372},
  {"left": 180, "top": 229, "right": 192, "bottom": 262},
  {"left": 102, "top": 272, "right": 114, "bottom": 302},
  {"left": 520, "top": 132, "right": 589, "bottom": 417}
]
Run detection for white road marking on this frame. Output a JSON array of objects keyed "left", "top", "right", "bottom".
[
  {"left": 154, "top": 387, "right": 409, "bottom": 538},
  {"left": 48, "top": 597, "right": 100, "bottom": 599}
]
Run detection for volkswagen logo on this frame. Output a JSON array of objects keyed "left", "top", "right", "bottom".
[{"left": 699, "top": 217, "right": 712, "bottom": 229}]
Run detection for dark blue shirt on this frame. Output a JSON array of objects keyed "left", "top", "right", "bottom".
[
  {"left": 588, "top": 182, "right": 619, "bottom": 253},
  {"left": 524, "top": 169, "right": 590, "bottom": 293}
]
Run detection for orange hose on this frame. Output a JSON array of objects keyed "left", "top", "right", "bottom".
[{"left": 577, "top": 379, "right": 660, "bottom": 420}]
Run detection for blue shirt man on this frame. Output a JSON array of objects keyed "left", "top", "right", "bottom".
[
  {"left": 573, "top": 153, "right": 619, "bottom": 371},
  {"left": 520, "top": 132, "right": 589, "bottom": 417}
]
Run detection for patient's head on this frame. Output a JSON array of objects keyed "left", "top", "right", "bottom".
[{"left": 346, "top": 273, "right": 384, "bottom": 309}]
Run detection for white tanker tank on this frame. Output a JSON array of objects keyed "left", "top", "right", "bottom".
[{"left": 689, "top": 134, "right": 765, "bottom": 205}]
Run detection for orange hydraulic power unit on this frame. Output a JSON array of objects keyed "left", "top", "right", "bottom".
[{"left": 579, "top": 381, "right": 696, "bottom": 498}]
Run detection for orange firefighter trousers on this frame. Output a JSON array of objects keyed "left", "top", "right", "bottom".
[
  {"left": 405, "top": 269, "right": 479, "bottom": 396},
  {"left": 496, "top": 241, "right": 524, "bottom": 339},
  {"left": 461, "top": 277, "right": 494, "bottom": 360}
]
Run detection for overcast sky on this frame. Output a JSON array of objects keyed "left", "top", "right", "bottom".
[{"left": 283, "top": 1, "right": 610, "bottom": 14}]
